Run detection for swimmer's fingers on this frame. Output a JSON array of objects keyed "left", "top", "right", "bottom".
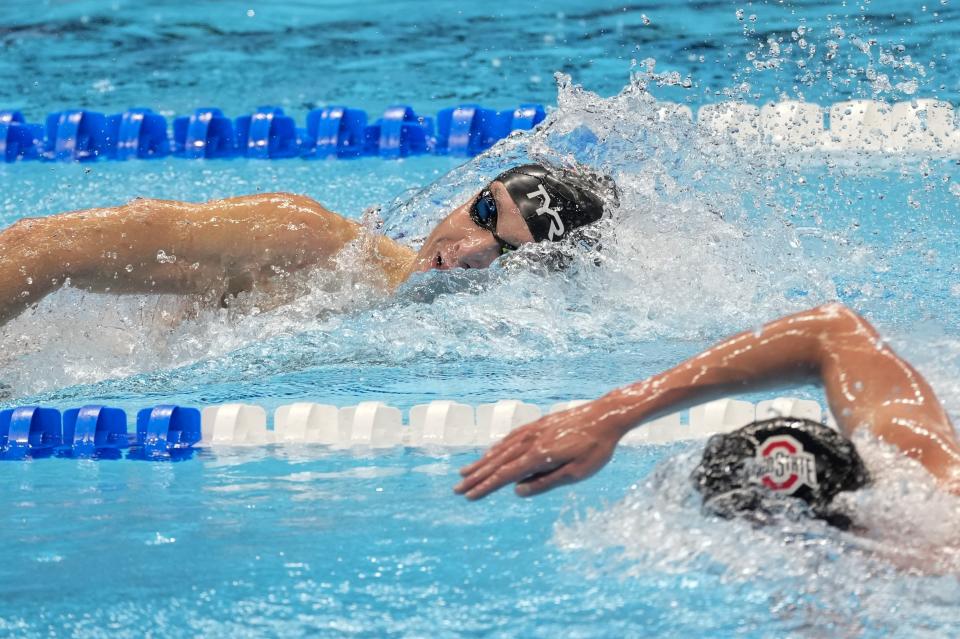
[
  {"left": 454, "top": 440, "right": 528, "bottom": 496},
  {"left": 458, "top": 422, "right": 541, "bottom": 477},
  {"left": 516, "top": 448, "right": 615, "bottom": 498},
  {"left": 515, "top": 465, "right": 577, "bottom": 497},
  {"left": 461, "top": 454, "right": 561, "bottom": 501}
]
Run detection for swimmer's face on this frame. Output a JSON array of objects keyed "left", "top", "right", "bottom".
[{"left": 412, "top": 181, "right": 535, "bottom": 272}]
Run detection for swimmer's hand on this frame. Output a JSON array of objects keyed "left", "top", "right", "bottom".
[{"left": 454, "top": 407, "right": 624, "bottom": 500}]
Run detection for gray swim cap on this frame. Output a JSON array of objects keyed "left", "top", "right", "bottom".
[{"left": 691, "top": 418, "right": 870, "bottom": 528}]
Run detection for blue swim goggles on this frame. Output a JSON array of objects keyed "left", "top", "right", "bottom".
[{"left": 469, "top": 189, "right": 519, "bottom": 254}]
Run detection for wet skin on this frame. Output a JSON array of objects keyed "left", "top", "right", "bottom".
[
  {"left": 0, "top": 183, "right": 531, "bottom": 326},
  {"left": 455, "top": 304, "right": 960, "bottom": 500}
]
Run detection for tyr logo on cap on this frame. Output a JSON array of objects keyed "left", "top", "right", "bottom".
[
  {"left": 750, "top": 434, "right": 819, "bottom": 495},
  {"left": 526, "top": 184, "right": 565, "bottom": 240}
]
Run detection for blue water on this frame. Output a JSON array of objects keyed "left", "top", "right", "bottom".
[
  {"left": 2, "top": 1, "right": 960, "bottom": 637},
  {"left": 1, "top": 0, "right": 957, "bottom": 117},
  {"left": 8, "top": 445, "right": 958, "bottom": 638}
]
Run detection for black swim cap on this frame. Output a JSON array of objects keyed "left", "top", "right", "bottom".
[
  {"left": 691, "top": 418, "right": 870, "bottom": 527},
  {"left": 494, "top": 164, "right": 613, "bottom": 243}
]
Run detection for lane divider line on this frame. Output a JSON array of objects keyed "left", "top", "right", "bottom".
[
  {"left": 0, "top": 99, "right": 956, "bottom": 163},
  {"left": 0, "top": 396, "right": 830, "bottom": 460}
]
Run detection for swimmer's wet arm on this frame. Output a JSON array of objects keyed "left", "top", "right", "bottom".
[
  {"left": 457, "top": 306, "right": 829, "bottom": 499},
  {"left": 0, "top": 193, "right": 415, "bottom": 324},
  {"left": 589, "top": 303, "right": 960, "bottom": 488},
  {"left": 456, "top": 303, "right": 960, "bottom": 499}
]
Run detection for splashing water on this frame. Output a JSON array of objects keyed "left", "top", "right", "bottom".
[
  {"left": 554, "top": 431, "right": 960, "bottom": 633},
  {"left": 0, "top": 67, "right": 956, "bottom": 402},
  {"left": 0, "top": 5, "right": 959, "bottom": 636}
]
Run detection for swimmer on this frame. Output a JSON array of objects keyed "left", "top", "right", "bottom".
[
  {"left": 0, "top": 163, "right": 613, "bottom": 326},
  {"left": 455, "top": 304, "right": 960, "bottom": 525}
]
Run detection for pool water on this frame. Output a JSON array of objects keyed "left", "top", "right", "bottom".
[
  {"left": 2, "top": 0, "right": 958, "bottom": 115},
  {"left": 2, "top": 1, "right": 960, "bottom": 637}
]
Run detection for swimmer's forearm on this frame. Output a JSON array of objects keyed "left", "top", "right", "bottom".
[
  {"left": 580, "top": 307, "right": 829, "bottom": 439},
  {"left": 579, "top": 303, "right": 960, "bottom": 488}
]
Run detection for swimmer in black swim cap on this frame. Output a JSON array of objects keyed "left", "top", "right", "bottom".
[
  {"left": 410, "top": 162, "right": 617, "bottom": 272},
  {"left": 0, "top": 161, "right": 616, "bottom": 326},
  {"left": 457, "top": 304, "right": 960, "bottom": 513},
  {"left": 692, "top": 417, "right": 870, "bottom": 528}
]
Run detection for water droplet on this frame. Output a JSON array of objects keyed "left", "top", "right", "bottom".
[{"left": 146, "top": 532, "right": 176, "bottom": 546}]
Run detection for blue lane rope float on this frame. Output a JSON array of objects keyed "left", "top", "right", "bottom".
[
  {"left": 306, "top": 106, "right": 368, "bottom": 158},
  {"left": 62, "top": 405, "right": 129, "bottom": 459},
  {"left": 235, "top": 106, "right": 312, "bottom": 160},
  {"left": 0, "top": 111, "right": 43, "bottom": 162},
  {"left": 134, "top": 405, "right": 202, "bottom": 460},
  {"left": 0, "top": 102, "right": 547, "bottom": 162},
  {"left": 0, "top": 404, "right": 202, "bottom": 461},
  {"left": 0, "top": 406, "right": 62, "bottom": 460},
  {"left": 114, "top": 108, "right": 169, "bottom": 160},
  {"left": 172, "top": 107, "right": 236, "bottom": 159},
  {"left": 373, "top": 105, "right": 433, "bottom": 159}
]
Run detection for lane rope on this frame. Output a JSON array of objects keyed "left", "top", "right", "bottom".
[
  {"left": 0, "top": 396, "right": 828, "bottom": 460},
  {"left": 1, "top": 99, "right": 957, "bottom": 163}
]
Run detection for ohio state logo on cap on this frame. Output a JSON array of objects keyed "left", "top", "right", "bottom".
[{"left": 749, "top": 434, "right": 819, "bottom": 495}]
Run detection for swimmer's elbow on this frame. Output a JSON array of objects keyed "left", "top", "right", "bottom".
[
  {"left": 812, "top": 302, "right": 862, "bottom": 324},
  {"left": 811, "top": 303, "right": 881, "bottom": 344}
]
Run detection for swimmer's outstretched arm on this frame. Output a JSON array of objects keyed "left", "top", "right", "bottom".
[
  {"left": 0, "top": 193, "right": 415, "bottom": 325},
  {"left": 456, "top": 303, "right": 960, "bottom": 499}
]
